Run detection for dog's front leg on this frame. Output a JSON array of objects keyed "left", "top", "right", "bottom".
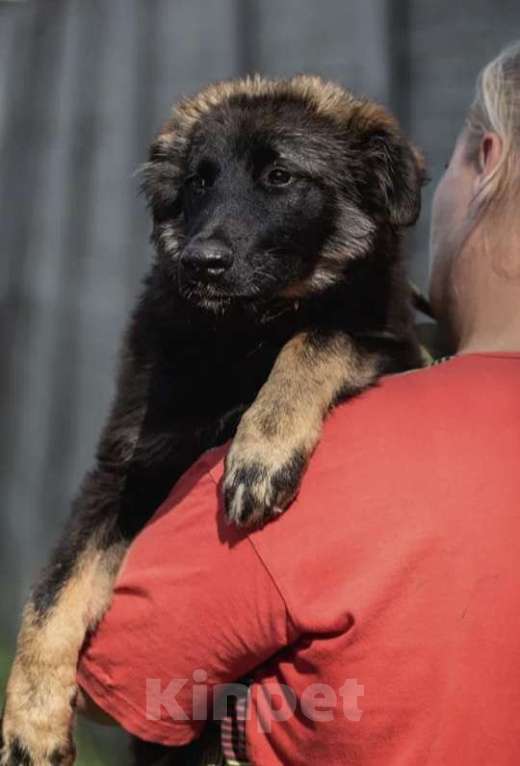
[{"left": 224, "top": 330, "right": 383, "bottom": 526}]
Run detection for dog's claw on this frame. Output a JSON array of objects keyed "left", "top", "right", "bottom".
[{"left": 223, "top": 435, "right": 307, "bottom": 527}]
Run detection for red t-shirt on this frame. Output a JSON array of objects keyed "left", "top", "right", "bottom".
[{"left": 77, "top": 353, "right": 520, "bottom": 765}]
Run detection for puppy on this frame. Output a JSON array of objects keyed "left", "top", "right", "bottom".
[{"left": 1, "top": 74, "right": 425, "bottom": 765}]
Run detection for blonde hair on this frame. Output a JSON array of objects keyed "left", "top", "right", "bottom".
[
  {"left": 463, "top": 41, "right": 520, "bottom": 275},
  {"left": 465, "top": 41, "right": 520, "bottom": 210}
]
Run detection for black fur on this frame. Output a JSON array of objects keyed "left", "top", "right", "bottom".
[{"left": 3, "top": 76, "right": 425, "bottom": 766}]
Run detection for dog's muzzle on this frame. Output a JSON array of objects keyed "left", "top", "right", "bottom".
[{"left": 180, "top": 239, "right": 234, "bottom": 284}]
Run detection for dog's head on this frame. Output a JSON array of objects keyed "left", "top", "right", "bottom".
[{"left": 141, "top": 75, "right": 425, "bottom": 311}]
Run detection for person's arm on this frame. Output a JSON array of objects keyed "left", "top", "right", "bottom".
[{"left": 76, "top": 449, "right": 297, "bottom": 746}]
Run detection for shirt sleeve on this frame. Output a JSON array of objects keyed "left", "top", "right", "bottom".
[{"left": 76, "top": 448, "right": 296, "bottom": 746}]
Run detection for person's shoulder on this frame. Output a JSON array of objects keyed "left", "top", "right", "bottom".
[
  {"left": 322, "top": 356, "right": 449, "bottom": 431},
  {"left": 321, "top": 352, "right": 520, "bottom": 446},
  {"left": 368, "top": 353, "right": 488, "bottom": 399},
  {"left": 167, "top": 353, "right": 520, "bottom": 517},
  {"left": 348, "top": 351, "right": 520, "bottom": 408}
]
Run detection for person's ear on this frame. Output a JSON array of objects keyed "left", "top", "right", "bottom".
[{"left": 476, "top": 131, "right": 503, "bottom": 185}]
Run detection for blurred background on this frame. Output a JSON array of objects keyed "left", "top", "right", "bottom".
[{"left": 1, "top": 0, "right": 520, "bottom": 762}]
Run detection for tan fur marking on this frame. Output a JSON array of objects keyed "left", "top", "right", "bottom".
[
  {"left": 156, "top": 74, "right": 401, "bottom": 148},
  {"left": 154, "top": 74, "right": 416, "bottom": 307},
  {"left": 225, "top": 332, "right": 379, "bottom": 522},
  {"left": 1, "top": 542, "right": 126, "bottom": 765}
]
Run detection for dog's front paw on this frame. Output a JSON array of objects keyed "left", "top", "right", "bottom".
[{"left": 223, "top": 418, "right": 308, "bottom": 527}]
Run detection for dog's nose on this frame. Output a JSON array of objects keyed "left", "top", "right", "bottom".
[{"left": 181, "top": 241, "right": 233, "bottom": 280}]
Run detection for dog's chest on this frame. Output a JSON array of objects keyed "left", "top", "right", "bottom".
[{"left": 152, "top": 333, "right": 284, "bottom": 423}]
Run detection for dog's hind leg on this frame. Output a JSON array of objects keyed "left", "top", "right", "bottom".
[
  {"left": 1, "top": 524, "right": 127, "bottom": 766},
  {"left": 1, "top": 336, "right": 151, "bottom": 766}
]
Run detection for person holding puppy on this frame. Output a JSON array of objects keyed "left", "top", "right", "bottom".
[{"left": 76, "top": 42, "right": 520, "bottom": 765}]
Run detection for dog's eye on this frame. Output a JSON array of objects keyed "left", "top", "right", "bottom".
[
  {"left": 265, "top": 168, "right": 293, "bottom": 187},
  {"left": 186, "top": 174, "right": 209, "bottom": 195}
]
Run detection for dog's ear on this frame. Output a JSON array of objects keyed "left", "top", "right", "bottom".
[
  {"left": 139, "top": 134, "right": 184, "bottom": 221},
  {"left": 362, "top": 127, "right": 426, "bottom": 227}
]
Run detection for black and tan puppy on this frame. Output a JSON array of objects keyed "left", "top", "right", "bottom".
[{"left": 1, "top": 75, "right": 425, "bottom": 765}]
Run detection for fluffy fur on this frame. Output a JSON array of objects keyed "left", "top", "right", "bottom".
[{"left": 2, "top": 74, "right": 425, "bottom": 766}]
